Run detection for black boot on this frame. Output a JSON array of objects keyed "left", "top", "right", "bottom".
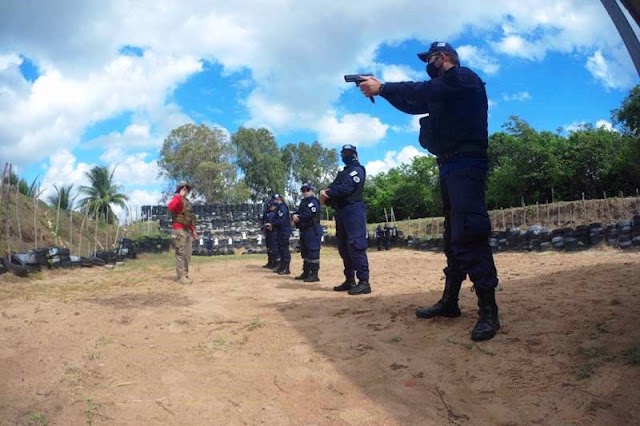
[
  {"left": 303, "top": 263, "right": 320, "bottom": 282},
  {"left": 270, "top": 259, "right": 281, "bottom": 271},
  {"left": 333, "top": 279, "right": 355, "bottom": 291},
  {"left": 294, "top": 261, "right": 309, "bottom": 280},
  {"left": 278, "top": 262, "right": 291, "bottom": 275},
  {"left": 470, "top": 287, "right": 500, "bottom": 341},
  {"left": 348, "top": 280, "right": 371, "bottom": 295},
  {"left": 415, "top": 279, "right": 462, "bottom": 319},
  {"left": 263, "top": 255, "right": 273, "bottom": 268}
]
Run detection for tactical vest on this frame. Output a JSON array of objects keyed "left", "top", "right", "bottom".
[
  {"left": 335, "top": 162, "right": 365, "bottom": 207},
  {"left": 172, "top": 197, "right": 196, "bottom": 227},
  {"left": 300, "top": 197, "right": 321, "bottom": 227}
]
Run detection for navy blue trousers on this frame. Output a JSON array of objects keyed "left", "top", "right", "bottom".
[
  {"left": 335, "top": 202, "right": 369, "bottom": 282},
  {"left": 440, "top": 166, "right": 498, "bottom": 289},
  {"left": 266, "top": 230, "right": 279, "bottom": 259},
  {"left": 300, "top": 225, "right": 322, "bottom": 261},
  {"left": 277, "top": 228, "right": 291, "bottom": 263}
]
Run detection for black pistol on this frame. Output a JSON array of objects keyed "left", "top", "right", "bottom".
[{"left": 344, "top": 74, "right": 375, "bottom": 103}]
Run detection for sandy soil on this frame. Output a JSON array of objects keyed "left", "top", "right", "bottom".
[{"left": 1, "top": 247, "right": 639, "bottom": 426}]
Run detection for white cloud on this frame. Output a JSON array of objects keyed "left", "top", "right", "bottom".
[
  {"left": 378, "top": 64, "right": 422, "bottom": 82},
  {"left": 492, "top": 35, "right": 542, "bottom": 60},
  {"left": 0, "top": 53, "right": 22, "bottom": 70},
  {"left": 39, "top": 150, "right": 93, "bottom": 201},
  {"left": 595, "top": 119, "right": 616, "bottom": 132},
  {"left": 100, "top": 148, "right": 160, "bottom": 186},
  {"left": 391, "top": 114, "right": 424, "bottom": 133},
  {"left": 502, "top": 91, "right": 532, "bottom": 102},
  {"left": 316, "top": 112, "right": 389, "bottom": 147},
  {"left": 586, "top": 48, "right": 636, "bottom": 90},
  {"left": 365, "top": 145, "right": 427, "bottom": 176},
  {"left": 0, "top": 51, "right": 201, "bottom": 167},
  {"left": 564, "top": 121, "right": 587, "bottom": 133},
  {"left": 0, "top": 0, "right": 635, "bottom": 176},
  {"left": 456, "top": 45, "right": 500, "bottom": 75},
  {"left": 563, "top": 119, "right": 617, "bottom": 133},
  {"left": 115, "top": 189, "right": 163, "bottom": 223},
  {"left": 39, "top": 149, "right": 163, "bottom": 223}
]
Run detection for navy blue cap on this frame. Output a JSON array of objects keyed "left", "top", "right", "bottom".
[
  {"left": 417, "top": 42, "right": 458, "bottom": 62},
  {"left": 273, "top": 193, "right": 282, "bottom": 199},
  {"left": 341, "top": 144, "right": 357, "bottom": 153},
  {"left": 301, "top": 183, "right": 313, "bottom": 191}
]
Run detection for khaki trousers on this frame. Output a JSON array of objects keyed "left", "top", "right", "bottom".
[{"left": 171, "top": 228, "right": 193, "bottom": 279}]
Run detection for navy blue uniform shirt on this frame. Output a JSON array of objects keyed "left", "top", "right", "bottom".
[
  {"left": 296, "top": 196, "right": 321, "bottom": 229},
  {"left": 327, "top": 161, "right": 366, "bottom": 207},
  {"left": 380, "top": 66, "right": 488, "bottom": 158}
]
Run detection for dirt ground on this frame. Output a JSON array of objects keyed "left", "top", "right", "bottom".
[{"left": 1, "top": 247, "right": 639, "bottom": 426}]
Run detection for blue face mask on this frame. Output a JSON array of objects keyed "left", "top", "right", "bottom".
[{"left": 341, "top": 154, "right": 356, "bottom": 165}]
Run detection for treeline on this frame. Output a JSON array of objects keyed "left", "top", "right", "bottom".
[
  {"left": 366, "top": 85, "right": 640, "bottom": 223},
  {"left": 158, "top": 125, "right": 340, "bottom": 203}
]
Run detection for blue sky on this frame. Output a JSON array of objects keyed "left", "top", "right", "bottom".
[{"left": 0, "top": 0, "right": 638, "bottom": 218}]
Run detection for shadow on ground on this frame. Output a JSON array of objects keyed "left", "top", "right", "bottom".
[{"left": 269, "top": 261, "right": 640, "bottom": 425}]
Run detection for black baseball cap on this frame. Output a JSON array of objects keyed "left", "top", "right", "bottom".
[
  {"left": 417, "top": 42, "right": 458, "bottom": 62},
  {"left": 341, "top": 144, "right": 357, "bottom": 153}
]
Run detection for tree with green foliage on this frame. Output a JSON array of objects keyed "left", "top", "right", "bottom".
[
  {"left": 487, "top": 116, "right": 565, "bottom": 207},
  {"left": 281, "top": 141, "right": 339, "bottom": 199},
  {"left": 232, "top": 127, "right": 286, "bottom": 200},
  {"left": 364, "top": 156, "right": 440, "bottom": 222},
  {"left": 612, "top": 84, "right": 640, "bottom": 136},
  {"left": 5, "top": 171, "right": 39, "bottom": 197},
  {"left": 78, "top": 166, "right": 129, "bottom": 224},
  {"left": 158, "top": 123, "right": 239, "bottom": 202},
  {"left": 47, "top": 184, "right": 75, "bottom": 211}
]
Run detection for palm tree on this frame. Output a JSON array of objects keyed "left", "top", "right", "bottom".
[
  {"left": 78, "top": 166, "right": 129, "bottom": 224},
  {"left": 47, "top": 184, "right": 75, "bottom": 211}
]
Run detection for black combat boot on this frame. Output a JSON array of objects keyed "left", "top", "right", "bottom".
[
  {"left": 333, "top": 279, "right": 356, "bottom": 291},
  {"left": 415, "top": 279, "right": 462, "bottom": 319},
  {"left": 294, "top": 261, "right": 309, "bottom": 280},
  {"left": 348, "top": 280, "right": 371, "bottom": 295},
  {"left": 303, "top": 263, "right": 320, "bottom": 282},
  {"left": 270, "top": 259, "right": 281, "bottom": 271},
  {"left": 262, "top": 255, "right": 273, "bottom": 268},
  {"left": 470, "top": 287, "right": 500, "bottom": 341},
  {"left": 278, "top": 262, "right": 291, "bottom": 275}
]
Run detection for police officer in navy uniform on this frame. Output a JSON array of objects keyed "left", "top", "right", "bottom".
[
  {"left": 262, "top": 198, "right": 280, "bottom": 269},
  {"left": 359, "top": 42, "right": 500, "bottom": 341},
  {"left": 292, "top": 183, "right": 323, "bottom": 282},
  {"left": 320, "top": 144, "right": 371, "bottom": 295},
  {"left": 268, "top": 194, "right": 292, "bottom": 275}
]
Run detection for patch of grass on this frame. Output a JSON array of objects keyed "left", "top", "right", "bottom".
[
  {"left": 94, "top": 336, "right": 114, "bottom": 347},
  {"left": 589, "top": 322, "right": 609, "bottom": 339},
  {"left": 246, "top": 318, "right": 264, "bottom": 331},
  {"left": 84, "top": 398, "right": 98, "bottom": 426},
  {"left": 575, "top": 343, "right": 616, "bottom": 380},
  {"left": 620, "top": 345, "right": 640, "bottom": 365},
  {"left": 192, "top": 336, "right": 231, "bottom": 359},
  {"left": 445, "top": 338, "right": 496, "bottom": 356},
  {"left": 213, "top": 336, "right": 230, "bottom": 349},
  {"left": 576, "top": 362, "right": 597, "bottom": 380},
  {"left": 388, "top": 335, "right": 403, "bottom": 343},
  {"left": 578, "top": 344, "right": 609, "bottom": 359},
  {"left": 63, "top": 366, "right": 82, "bottom": 385},
  {"left": 26, "top": 411, "right": 47, "bottom": 426}
]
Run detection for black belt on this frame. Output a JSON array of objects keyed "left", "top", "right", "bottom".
[{"left": 436, "top": 150, "right": 487, "bottom": 166}]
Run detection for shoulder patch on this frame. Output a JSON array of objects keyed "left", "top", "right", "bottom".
[
  {"left": 307, "top": 202, "right": 314, "bottom": 208},
  {"left": 349, "top": 170, "right": 358, "bottom": 176},
  {"left": 278, "top": 211, "right": 284, "bottom": 216},
  {"left": 353, "top": 176, "right": 361, "bottom": 183}
]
